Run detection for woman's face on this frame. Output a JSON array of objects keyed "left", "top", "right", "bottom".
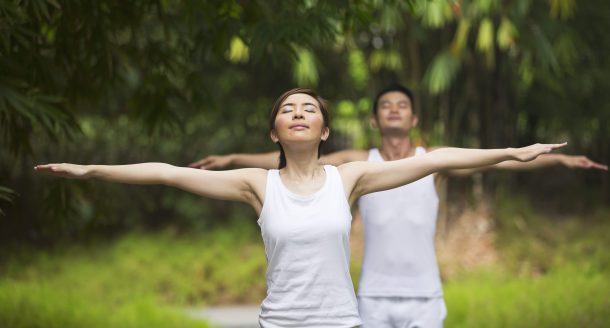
[{"left": 271, "top": 93, "right": 329, "bottom": 145}]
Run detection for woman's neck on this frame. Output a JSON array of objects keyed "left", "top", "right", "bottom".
[
  {"left": 278, "top": 145, "right": 326, "bottom": 196},
  {"left": 280, "top": 145, "right": 324, "bottom": 180}
]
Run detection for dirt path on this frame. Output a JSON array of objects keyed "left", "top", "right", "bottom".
[{"left": 186, "top": 305, "right": 260, "bottom": 328}]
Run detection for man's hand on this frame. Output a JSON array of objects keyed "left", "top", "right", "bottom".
[
  {"left": 562, "top": 155, "right": 608, "bottom": 171},
  {"left": 188, "top": 155, "right": 233, "bottom": 170}
]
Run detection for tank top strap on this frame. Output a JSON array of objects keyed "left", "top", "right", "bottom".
[
  {"left": 265, "top": 169, "right": 281, "bottom": 194},
  {"left": 415, "top": 146, "right": 428, "bottom": 156},
  {"left": 367, "top": 148, "right": 382, "bottom": 162}
]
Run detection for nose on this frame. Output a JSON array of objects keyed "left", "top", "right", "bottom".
[{"left": 292, "top": 106, "right": 305, "bottom": 119}]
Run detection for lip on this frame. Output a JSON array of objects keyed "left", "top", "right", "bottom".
[
  {"left": 387, "top": 116, "right": 402, "bottom": 120},
  {"left": 289, "top": 124, "right": 310, "bottom": 130}
]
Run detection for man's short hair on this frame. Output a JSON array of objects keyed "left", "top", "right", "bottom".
[{"left": 373, "top": 84, "right": 415, "bottom": 115}]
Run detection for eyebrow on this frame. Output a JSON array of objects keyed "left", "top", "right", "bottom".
[
  {"left": 380, "top": 100, "right": 410, "bottom": 104},
  {"left": 282, "top": 102, "right": 319, "bottom": 108}
]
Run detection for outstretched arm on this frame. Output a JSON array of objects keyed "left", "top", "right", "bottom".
[
  {"left": 340, "top": 143, "right": 567, "bottom": 204},
  {"left": 189, "top": 152, "right": 280, "bottom": 170},
  {"left": 34, "top": 163, "right": 266, "bottom": 209},
  {"left": 188, "top": 149, "right": 367, "bottom": 169},
  {"left": 442, "top": 153, "right": 607, "bottom": 176}
]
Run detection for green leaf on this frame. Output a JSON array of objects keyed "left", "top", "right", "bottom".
[
  {"left": 292, "top": 48, "right": 319, "bottom": 87},
  {"left": 497, "top": 17, "right": 518, "bottom": 50},
  {"left": 226, "top": 36, "right": 249, "bottom": 63},
  {"left": 549, "top": 0, "right": 576, "bottom": 19},
  {"left": 348, "top": 50, "right": 369, "bottom": 90},
  {"left": 423, "top": 50, "right": 461, "bottom": 94},
  {"left": 476, "top": 18, "right": 494, "bottom": 53},
  {"left": 417, "top": 0, "right": 454, "bottom": 28},
  {"left": 451, "top": 18, "right": 471, "bottom": 54}
]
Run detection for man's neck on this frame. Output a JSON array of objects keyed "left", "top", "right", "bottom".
[{"left": 378, "top": 135, "right": 415, "bottom": 161}]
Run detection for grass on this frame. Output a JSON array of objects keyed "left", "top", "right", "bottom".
[
  {"left": 0, "top": 284, "right": 207, "bottom": 328},
  {"left": 0, "top": 197, "right": 608, "bottom": 327},
  {"left": 0, "top": 224, "right": 267, "bottom": 328},
  {"left": 443, "top": 195, "right": 610, "bottom": 327},
  {"left": 444, "top": 265, "right": 609, "bottom": 327}
]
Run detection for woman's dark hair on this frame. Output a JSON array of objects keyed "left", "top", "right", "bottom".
[
  {"left": 372, "top": 84, "right": 415, "bottom": 115},
  {"left": 269, "top": 88, "right": 330, "bottom": 169}
]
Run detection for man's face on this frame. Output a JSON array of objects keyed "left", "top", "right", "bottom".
[{"left": 372, "top": 91, "right": 418, "bottom": 136}]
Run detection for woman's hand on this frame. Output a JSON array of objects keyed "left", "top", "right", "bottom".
[
  {"left": 511, "top": 143, "right": 568, "bottom": 162},
  {"left": 34, "top": 163, "right": 90, "bottom": 179}
]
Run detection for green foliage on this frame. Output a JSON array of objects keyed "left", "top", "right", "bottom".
[
  {"left": 423, "top": 50, "right": 461, "bottom": 94},
  {"left": 348, "top": 50, "right": 369, "bottom": 90},
  {"left": 1, "top": 198, "right": 608, "bottom": 326},
  {"left": 0, "top": 187, "right": 16, "bottom": 216},
  {"left": 0, "top": 287, "right": 209, "bottom": 328},
  {"left": 1, "top": 0, "right": 608, "bottom": 242},
  {"left": 442, "top": 196, "right": 610, "bottom": 327},
  {"left": 293, "top": 48, "right": 319, "bottom": 87},
  {"left": 444, "top": 266, "right": 610, "bottom": 327}
]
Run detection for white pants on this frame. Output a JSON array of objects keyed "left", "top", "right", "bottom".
[{"left": 358, "top": 296, "right": 446, "bottom": 328}]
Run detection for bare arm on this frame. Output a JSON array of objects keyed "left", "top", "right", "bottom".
[
  {"left": 340, "top": 143, "right": 567, "bottom": 204},
  {"left": 189, "top": 149, "right": 368, "bottom": 169},
  {"left": 319, "top": 149, "right": 368, "bottom": 166},
  {"left": 34, "top": 163, "right": 266, "bottom": 211},
  {"left": 189, "top": 152, "right": 279, "bottom": 170},
  {"left": 441, "top": 153, "right": 607, "bottom": 177}
]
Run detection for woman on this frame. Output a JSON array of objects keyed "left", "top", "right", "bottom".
[{"left": 35, "top": 88, "right": 565, "bottom": 328}]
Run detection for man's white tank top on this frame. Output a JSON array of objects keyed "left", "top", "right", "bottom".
[
  {"left": 357, "top": 147, "right": 442, "bottom": 297},
  {"left": 257, "top": 165, "right": 361, "bottom": 327}
]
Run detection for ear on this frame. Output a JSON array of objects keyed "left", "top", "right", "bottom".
[
  {"left": 369, "top": 115, "right": 379, "bottom": 129},
  {"left": 411, "top": 115, "right": 419, "bottom": 128},
  {"left": 270, "top": 129, "right": 279, "bottom": 143},
  {"left": 321, "top": 126, "right": 330, "bottom": 141}
]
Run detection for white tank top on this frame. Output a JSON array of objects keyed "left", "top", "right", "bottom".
[
  {"left": 357, "top": 147, "right": 442, "bottom": 297},
  {"left": 257, "top": 165, "right": 361, "bottom": 327}
]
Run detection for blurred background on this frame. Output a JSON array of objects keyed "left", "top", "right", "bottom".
[{"left": 1, "top": 0, "right": 608, "bottom": 327}]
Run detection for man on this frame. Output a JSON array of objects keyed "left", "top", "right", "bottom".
[{"left": 190, "top": 84, "right": 607, "bottom": 327}]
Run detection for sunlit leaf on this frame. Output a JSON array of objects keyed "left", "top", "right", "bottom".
[
  {"left": 337, "top": 100, "right": 356, "bottom": 117},
  {"left": 451, "top": 18, "right": 471, "bottom": 55},
  {"left": 497, "top": 17, "right": 518, "bottom": 50},
  {"left": 386, "top": 50, "right": 402, "bottom": 71},
  {"left": 348, "top": 50, "right": 369, "bottom": 90},
  {"left": 423, "top": 50, "right": 461, "bottom": 94},
  {"left": 292, "top": 48, "right": 319, "bottom": 87},
  {"left": 473, "top": 0, "right": 497, "bottom": 15},
  {"left": 417, "top": 0, "right": 454, "bottom": 28},
  {"left": 370, "top": 50, "right": 385, "bottom": 72},
  {"left": 226, "top": 36, "right": 249, "bottom": 63},
  {"left": 549, "top": 0, "right": 576, "bottom": 19},
  {"left": 476, "top": 18, "right": 494, "bottom": 53}
]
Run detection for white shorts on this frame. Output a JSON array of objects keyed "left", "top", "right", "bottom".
[{"left": 358, "top": 296, "right": 446, "bottom": 328}]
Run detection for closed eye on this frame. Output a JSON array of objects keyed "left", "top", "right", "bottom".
[{"left": 304, "top": 105, "right": 317, "bottom": 112}]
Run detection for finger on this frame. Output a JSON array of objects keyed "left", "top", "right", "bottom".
[
  {"left": 198, "top": 159, "right": 215, "bottom": 169},
  {"left": 34, "top": 166, "right": 62, "bottom": 174},
  {"left": 188, "top": 159, "right": 206, "bottom": 168},
  {"left": 201, "top": 162, "right": 219, "bottom": 170},
  {"left": 591, "top": 163, "right": 608, "bottom": 171},
  {"left": 34, "top": 164, "right": 57, "bottom": 172},
  {"left": 548, "top": 142, "right": 568, "bottom": 150}
]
